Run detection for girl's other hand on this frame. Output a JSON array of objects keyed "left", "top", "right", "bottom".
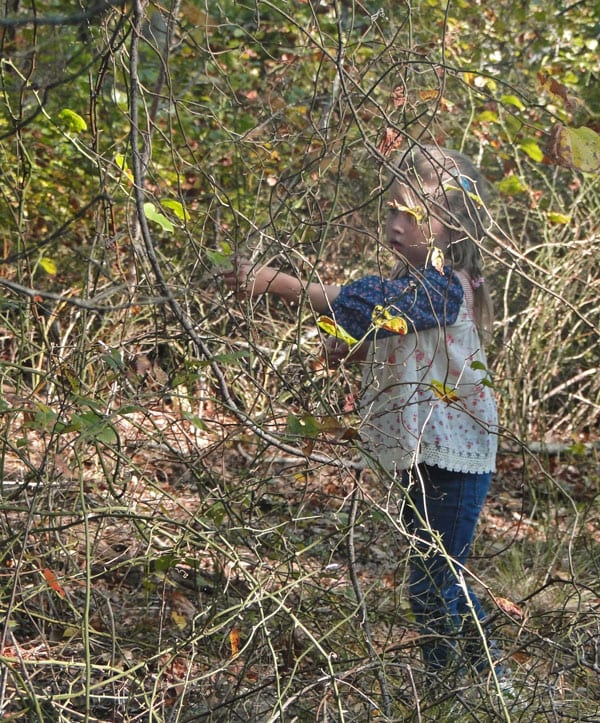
[{"left": 323, "top": 337, "right": 350, "bottom": 368}]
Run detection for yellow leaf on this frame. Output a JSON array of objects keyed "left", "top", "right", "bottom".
[
  {"left": 171, "top": 609, "right": 188, "bottom": 630},
  {"left": 546, "top": 123, "right": 600, "bottom": 173},
  {"left": 387, "top": 199, "right": 425, "bottom": 222},
  {"left": 114, "top": 153, "right": 133, "bottom": 183},
  {"left": 497, "top": 175, "right": 528, "bottom": 196},
  {"left": 518, "top": 137, "right": 544, "bottom": 163},
  {"left": 500, "top": 94, "right": 525, "bottom": 111},
  {"left": 161, "top": 199, "right": 190, "bottom": 221},
  {"left": 58, "top": 108, "right": 87, "bottom": 133},
  {"left": 441, "top": 183, "right": 484, "bottom": 207},
  {"left": 476, "top": 110, "right": 499, "bottom": 124},
  {"left": 317, "top": 316, "right": 358, "bottom": 346},
  {"left": 39, "top": 257, "right": 57, "bottom": 275},
  {"left": 547, "top": 212, "right": 571, "bottom": 224},
  {"left": 430, "top": 247, "right": 444, "bottom": 274},
  {"left": 431, "top": 379, "right": 459, "bottom": 403},
  {"left": 371, "top": 305, "right": 408, "bottom": 335},
  {"left": 62, "top": 624, "right": 80, "bottom": 639}
]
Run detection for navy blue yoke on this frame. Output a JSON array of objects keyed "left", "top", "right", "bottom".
[{"left": 329, "top": 266, "right": 464, "bottom": 341}]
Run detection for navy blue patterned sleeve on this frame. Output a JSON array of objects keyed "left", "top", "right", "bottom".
[{"left": 328, "top": 266, "right": 464, "bottom": 341}]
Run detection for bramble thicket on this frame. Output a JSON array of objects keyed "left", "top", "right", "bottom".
[{"left": 0, "top": 2, "right": 599, "bottom": 721}]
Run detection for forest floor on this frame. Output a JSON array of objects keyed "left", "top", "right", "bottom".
[{"left": 1, "top": 397, "right": 600, "bottom": 722}]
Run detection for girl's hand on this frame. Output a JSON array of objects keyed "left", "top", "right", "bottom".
[
  {"left": 323, "top": 336, "right": 370, "bottom": 367},
  {"left": 221, "top": 258, "right": 272, "bottom": 297},
  {"left": 323, "top": 337, "right": 350, "bottom": 368}
]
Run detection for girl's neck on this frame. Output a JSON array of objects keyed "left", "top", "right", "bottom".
[{"left": 390, "top": 260, "right": 409, "bottom": 279}]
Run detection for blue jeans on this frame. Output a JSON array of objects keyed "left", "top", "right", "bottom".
[{"left": 401, "top": 464, "right": 494, "bottom": 672}]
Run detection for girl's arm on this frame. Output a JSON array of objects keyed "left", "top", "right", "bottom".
[{"left": 225, "top": 259, "right": 341, "bottom": 314}]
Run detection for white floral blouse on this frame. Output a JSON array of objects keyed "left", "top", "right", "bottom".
[{"left": 331, "top": 267, "right": 498, "bottom": 475}]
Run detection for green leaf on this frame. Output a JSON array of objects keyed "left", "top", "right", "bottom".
[
  {"left": 286, "top": 412, "right": 322, "bottom": 439},
  {"left": 144, "top": 203, "right": 175, "bottom": 233},
  {"left": 501, "top": 94, "right": 525, "bottom": 111},
  {"left": 182, "top": 412, "right": 208, "bottom": 431},
  {"left": 161, "top": 199, "right": 190, "bottom": 221},
  {"left": 497, "top": 175, "right": 528, "bottom": 195},
  {"left": 30, "top": 404, "right": 68, "bottom": 434},
  {"left": 205, "top": 242, "right": 233, "bottom": 267},
  {"left": 114, "top": 153, "right": 132, "bottom": 182},
  {"left": 547, "top": 212, "right": 571, "bottom": 224},
  {"left": 70, "top": 411, "right": 118, "bottom": 445},
  {"left": 114, "top": 153, "right": 128, "bottom": 170},
  {"left": 518, "top": 138, "right": 544, "bottom": 162},
  {"left": 101, "top": 349, "right": 125, "bottom": 371},
  {"left": 476, "top": 110, "right": 499, "bottom": 123},
  {"left": 197, "top": 350, "right": 250, "bottom": 367},
  {"left": 547, "top": 124, "right": 600, "bottom": 173},
  {"left": 58, "top": 108, "right": 87, "bottom": 133},
  {"left": 39, "top": 257, "right": 57, "bottom": 275}
]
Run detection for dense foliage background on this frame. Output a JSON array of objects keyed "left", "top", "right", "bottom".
[{"left": 0, "top": 1, "right": 599, "bottom": 721}]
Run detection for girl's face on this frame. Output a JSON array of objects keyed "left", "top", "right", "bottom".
[{"left": 384, "top": 183, "right": 449, "bottom": 266}]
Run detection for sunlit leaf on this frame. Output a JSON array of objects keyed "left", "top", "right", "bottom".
[
  {"left": 114, "top": 153, "right": 133, "bottom": 182},
  {"left": 317, "top": 316, "right": 358, "bottom": 346},
  {"left": 161, "top": 199, "right": 190, "bottom": 221},
  {"left": 171, "top": 609, "right": 188, "bottom": 630},
  {"left": 143, "top": 203, "right": 175, "bottom": 233},
  {"left": 500, "top": 94, "right": 525, "bottom": 111},
  {"left": 464, "top": 73, "right": 497, "bottom": 92},
  {"left": 431, "top": 379, "right": 459, "bottom": 403},
  {"left": 476, "top": 110, "right": 499, "bottom": 123},
  {"left": 39, "top": 257, "right": 57, "bottom": 275},
  {"left": 58, "top": 108, "right": 87, "bottom": 133},
  {"left": 518, "top": 138, "right": 544, "bottom": 162},
  {"left": 418, "top": 89, "right": 439, "bottom": 101},
  {"left": 546, "top": 123, "right": 600, "bottom": 173},
  {"left": 430, "top": 247, "right": 444, "bottom": 274},
  {"left": 547, "top": 211, "right": 571, "bottom": 224},
  {"left": 387, "top": 199, "right": 425, "bottom": 222},
  {"left": 371, "top": 305, "right": 408, "bottom": 336},
  {"left": 497, "top": 175, "right": 528, "bottom": 195},
  {"left": 442, "top": 183, "right": 484, "bottom": 207},
  {"left": 114, "top": 153, "right": 128, "bottom": 170},
  {"left": 170, "top": 590, "right": 196, "bottom": 629}
]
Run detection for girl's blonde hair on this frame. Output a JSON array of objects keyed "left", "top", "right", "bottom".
[{"left": 391, "top": 144, "right": 494, "bottom": 338}]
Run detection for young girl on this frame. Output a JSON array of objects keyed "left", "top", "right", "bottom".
[{"left": 225, "top": 144, "right": 502, "bottom": 680}]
